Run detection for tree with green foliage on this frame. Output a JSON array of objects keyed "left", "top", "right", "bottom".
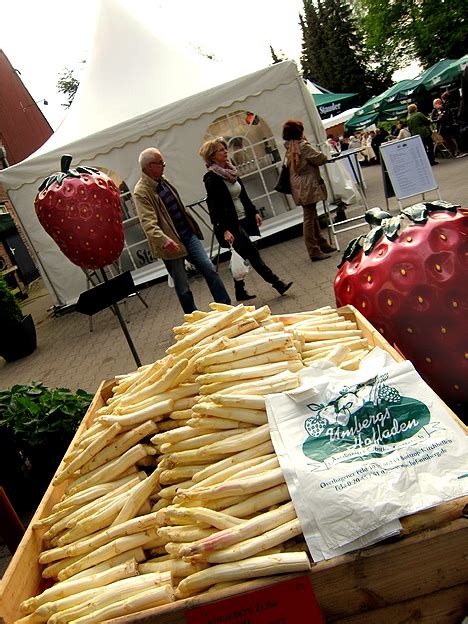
[
  {"left": 270, "top": 46, "right": 287, "bottom": 64},
  {"left": 56, "top": 67, "right": 81, "bottom": 108},
  {"left": 359, "top": 0, "right": 468, "bottom": 68},
  {"left": 300, "top": 0, "right": 391, "bottom": 101}
]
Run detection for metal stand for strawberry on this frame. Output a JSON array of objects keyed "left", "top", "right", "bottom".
[
  {"left": 35, "top": 155, "right": 142, "bottom": 367},
  {"left": 99, "top": 268, "right": 142, "bottom": 367}
]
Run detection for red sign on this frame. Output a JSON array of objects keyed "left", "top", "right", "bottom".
[{"left": 186, "top": 576, "right": 324, "bottom": 624}]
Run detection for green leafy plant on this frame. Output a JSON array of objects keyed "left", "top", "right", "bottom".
[
  {"left": 0, "top": 381, "right": 93, "bottom": 447},
  {"left": 0, "top": 275, "right": 23, "bottom": 325}
]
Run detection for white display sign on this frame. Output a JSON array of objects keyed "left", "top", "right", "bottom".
[{"left": 380, "top": 135, "right": 438, "bottom": 200}]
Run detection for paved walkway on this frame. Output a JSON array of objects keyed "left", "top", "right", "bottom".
[{"left": 1, "top": 156, "right": 467, "bottom": 395}]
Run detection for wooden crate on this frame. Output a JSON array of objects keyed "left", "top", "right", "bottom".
[{"left": 1, "top": 308, "right": 466, "bottom": 623}]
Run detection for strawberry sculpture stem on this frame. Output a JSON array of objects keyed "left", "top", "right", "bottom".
[{"left": 334, "top": 200, "right": 467, "bottom": 418}]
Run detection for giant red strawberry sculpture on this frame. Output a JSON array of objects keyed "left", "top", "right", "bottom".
[
  {"left": 35, "top": 155, "right": 124, "bottom": 269},
  {"left": 334, "top": 201, "right": 467, "bottom": 411}
]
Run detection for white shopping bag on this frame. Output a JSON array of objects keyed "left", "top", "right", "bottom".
[
  {"left": 229, "top": 247, "right": 249, "bottom": 281},
  {"left": 266, "top": 348, "right": 468, "bottom": 560}
]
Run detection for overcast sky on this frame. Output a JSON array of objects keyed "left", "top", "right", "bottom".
[
  {"left": 2, "top": 0, "right": 308, "bottom": 129},
  {"left": 2, "top": 0, "right": 419, "bottom": 130}
]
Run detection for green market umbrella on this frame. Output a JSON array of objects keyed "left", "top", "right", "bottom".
[
  {"left": 403, "top": 58, "right": 457, "bottom": 97},
  {"left": 344, "top": 110, "right": 379, "bottom": 131},
  {"left": 429, "top": 54, "right": 468, "bottom": 89},
  {"left": 356, "top": 79, "right": 417, "bottom": 117},
  {"left": 312, "top": 92, "right": 358, "bottom": 119}
]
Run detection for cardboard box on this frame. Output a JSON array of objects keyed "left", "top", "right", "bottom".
[{"left": 1, "top": 306, "right": 466, "bottom": 623}]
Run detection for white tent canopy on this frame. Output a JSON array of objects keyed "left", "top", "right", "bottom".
[
  {"left": 0, "top": 1, "right": 354, "bottom": 307},
  {"left": 322, "top": 108, "right": 360, "bottom": 130}
]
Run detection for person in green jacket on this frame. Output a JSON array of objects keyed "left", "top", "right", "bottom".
[{"left": 406, "top": 103, "right": 438, "bottom": 165}]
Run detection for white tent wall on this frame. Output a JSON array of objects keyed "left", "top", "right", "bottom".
[{"left": 2, "top": 61, "right": 354, "bottom": 307}]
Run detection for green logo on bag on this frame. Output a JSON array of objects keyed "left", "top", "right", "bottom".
[{"left": 302, "top": 375, "right": 430, "bottom": 463}]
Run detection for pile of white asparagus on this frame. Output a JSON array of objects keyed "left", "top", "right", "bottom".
[{"left": 19, "top": 304, "right": 372, "bottom": 624}]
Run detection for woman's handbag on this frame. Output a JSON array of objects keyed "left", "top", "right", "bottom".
[{"left": 274, "top": 157, "right": 291, "bottom": 194}]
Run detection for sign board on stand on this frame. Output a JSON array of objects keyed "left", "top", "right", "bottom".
[{"left": 379, "top": 136, "right": 440, "bottom": 208}]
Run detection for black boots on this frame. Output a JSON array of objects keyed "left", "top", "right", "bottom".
[
  {"left": 274, "top": 280, "right": 293, "bottom": 296},
  {"left": 234, "top": 280, "right": 256, "bottom": 302}
]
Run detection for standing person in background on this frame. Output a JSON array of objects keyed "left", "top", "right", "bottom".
[
  {"left": 440, "top": 92, "right": 461, "bottom": 156},
  {"left": 458, "top": 66, "right": 468, "bottom": 151},
  {"left": 370, "top": 127, "right": 388, "bottom": 164},
  {"left": 134, "top": 147, "right": 231, "bottom": 314},
  {"left": 282, "top": 119, "right": 336, "bottom": 262},
  {"left": 395, "top": 120, "right": 411, "bottom": 140},
  {"left": 406, "top": 103, "right": 437, "bottom": 165},
  {"left": 199, "top": 137, "right": 292, "bottom": 302},
  {"left": 431, "top": 98, "right": 459, "bottom": 157}
]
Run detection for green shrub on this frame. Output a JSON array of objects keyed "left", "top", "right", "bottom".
[
  {"left": 0, "top": 275, "right": 23, "bottom": 324},
  {"left": 0, "top": 381, "right": 93, "bottom": 447}
]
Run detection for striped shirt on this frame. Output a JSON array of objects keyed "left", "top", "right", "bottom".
[{"left": 157, "top": 179, "right": 191, "bottom": 242}]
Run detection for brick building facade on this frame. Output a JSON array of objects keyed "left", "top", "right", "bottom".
[{"left": 0, "top": 49, "right": 54, "bottom": 285}]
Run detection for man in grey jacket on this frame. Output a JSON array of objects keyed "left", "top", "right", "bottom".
[{"left": 134, "top": 147, "right": 231, "bottom": 313}]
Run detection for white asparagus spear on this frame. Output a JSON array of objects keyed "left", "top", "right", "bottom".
[
  {"left": 80, "top": 420, "right": 158, "bottom": 474},
  {"left": 166, "top": 424, "right": 271, "bottom": 467},
  {"left": 55, "top": 492, "right": 133, "bottom": 546},
  {"left": 157, "top": 525, "right": 216, "bottom": 543},
  {"left": 195, "top": 360, "right": 301, "bottom": 385},
  {"left": 20, "top": 560, "right": 139, "bottom": 614},
  {"left": 193, "top": 518, "right": 303, "bottom": 563},
  {"left": 111, "top": 469, "right": 162, "bottom": 526},
  {"left": 159, "top": 465, "right": 211, "bottom": 484},
  {"left": 186, "top": 417, "right": 254, "bottom": 430},
  {"left": 115, "top": 383, "right": 199, "bottom": 415},
  {"left": 191, "top": 403, "right": 267, "bottom": 426},
  {"left": 151, "top": 425, "right": 216, "bottom": 447},
  {"left": 167, "top": 304, "right": 246, "bottom": 354},
  {"left": 62, "top": 548, "right": 146, "bottom": 581},
  {"left": 210, "top": 393, "right": 266, "bottom": 410},
  {"left": 159, "top": 428, "right": 247, "bottom": 453},
  {"left": 139, "top": 559, "right": 208, "bottom": 578},
  {"left": 118, "top": 357, "right": 186, "bottom": 406},
  {"left": 176, "top": 552, "right": 310, "bottom": 597},
  {"left": 98, "top": 398, "right": 173, "bottom": 427},
  {"left": 158, "top": 480, "right": 193, "bottom": 500},
  {"left": 191, "top": 440, "right": 274, "bottom": 483},
  {"left": 45, "top": 574, "right": 173, "bottom": 624},
  {"left": 197, "top": 334, "right": 293, "bottom": 367},
  {"left": 40, "top": 512, "right": 162, "bottom": 564},
  {"left": 193, "top": 454, "right": 275, "bottom": 490},
  {"left": 50, "top": 474, "right": 139, "bottom": 515},
  {"left": 67, "top": 583, "right": 175, "bottom": 624},
  {"left": 178, "top": 467, "right": 285, "bottom": 503},
  {"left": 179, "top": 502, "right": 296, "bottom": 557},
  {"left": 53, "top": 423, "right": 123, "bottom": 485},
  {"left": 157, "top": 506, "right": 244, "bottom": 530},
  {"left": 223, "top": 483, "right": 291, "bottom": 518},
  {"left": 40, "top": 476, "right": 143, "bottom": 535},
  {"left": 58, "top": 529, "right": 161, "bottom": 581},
  {"left": 219, "top": 370, "right": 300, "bottom": 396},
  {"left": 67, "top": 444, "right": 152, "bottom": 495},
  {"left": 201, "top": 348, "right": 299, "bottom": 374}
]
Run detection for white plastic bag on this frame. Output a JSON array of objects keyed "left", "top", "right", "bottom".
[
  {"left": 266, "top": 348, "right": 468, "bottom": 560},
  {"left": 229, "top": 248, "right": 249, "bottom": 281}
]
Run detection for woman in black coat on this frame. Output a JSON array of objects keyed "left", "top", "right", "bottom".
[{"left": 199, "top": 137, "right": 292, "bottom": 301}]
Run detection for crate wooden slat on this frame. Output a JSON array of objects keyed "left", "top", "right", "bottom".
[{"left": 1, "top": 310, "right": 466, "bottom": 623}]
